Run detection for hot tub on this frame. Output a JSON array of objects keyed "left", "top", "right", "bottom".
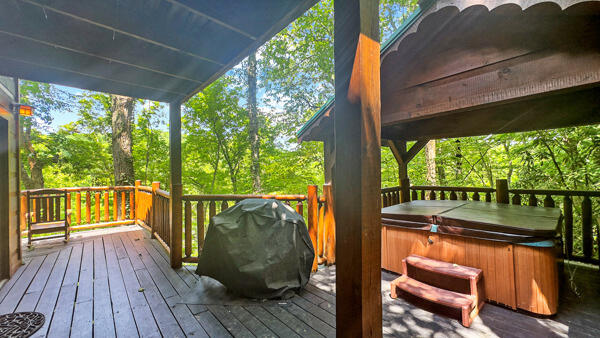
[{"left": 381, "top": 200, "right": 562, "bottom": 315}]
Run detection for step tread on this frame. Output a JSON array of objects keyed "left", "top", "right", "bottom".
[
  {"left": 393, "top": 275, "right": 475, "bottom": 309},
  {"left": 405, "top": 254, "right": 481, "bottom": 280}
]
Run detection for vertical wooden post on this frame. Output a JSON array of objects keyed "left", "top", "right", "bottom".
[
  {"left": 66, "top": 193, "right": 71, "bottom": 227},
  {"left": 169, "top": 101, "right": 183, "bottom": 268},
  {"left": 333, "top": 0, "right": 382, "bottom": 335},
  {"left": 94, "top": 192, "right": 100, "bottom": 223},
  {"left": 20, "top": 194, "right": 27, "bottom": 232},
  {"left": 113, "top": 190, "right": 118, "bottom": 221},
  {"left": 197, "top": 202, "right": 205, "bottom": 251},
  {"left": 496, "top": 179, "right": 509, "bottom": 204},
  {"left": 307, "top": 185, "right": 319, "bottom": 272},
  {"left": 103, "top": 191, "right": 109, "bottom": 222},
  {"left": 129, "top": 190, "right": 135, "bottom": 220},
  {"left": 135, "top": 180, "right": 141, "bottom": 221},
  {"left": 121, "top": 191, "right": 126, "bottom": 220},
  {"left": 85, "top": 191, "right": 91, "bottom": 224},
  {"left": 76, "top": 191, "right": 81, "bottom": 224},
  {"left": 323, "top": 183, "right": 336, "bottom": 265},
  {"left": 151, "top": 182, "right": 160, "bottom": 238},
  {"left": 563, "top": 196, "right": 573, "bottom": 258},
  {"left": 184, "top": 200, "right": 191, "bottom": 258},
  {"left": 582, "top": 196, "right": 592, "bottom": 260}
]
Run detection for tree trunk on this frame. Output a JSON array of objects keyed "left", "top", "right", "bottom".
[
  {"left": 425, "top": 140, "right": 437, "bottom": 185},
  {"left": 247, "top": 51, "right": 261, "bottom": 193},
  {"left": 21, "top": 123, "right": 44, "bottom": 189},
  {"left": 110, "top": 95, "right": 135, "bottom": 186}
]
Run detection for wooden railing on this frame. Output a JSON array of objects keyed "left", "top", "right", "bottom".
[
  {"left": 20, "top": 185, "right": 136, "bottom": 233},
  {"left": 508, "top": 189, "right": 600, "bottom": 264},
  {"left": 20, "top": 181, "right": 339, "bottom": 270},
  {"left": 179, "top": 184, "right": 336, "bottom": 271},
  {"left": 381, "top": 180, "right": 600, "bottom": 266}
]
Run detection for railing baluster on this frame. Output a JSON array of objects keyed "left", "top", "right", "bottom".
[
  {"left": 582, "top": 196, "right": 592, "bottom": 261},
  {"left": 420, "top": 190, "right": 425, "bottom": 200},
  {"left": 197, "top": 202, "right": 205, "bottom": 251},
  {"left": 95, "top": 192, "right": 100, "bottom": 223},
  {"left": 113, "top": 190, "right": 118, "bottom": 221},
  {"left": 411, "top": 190, "right": 417, "bottom": 201},
  {"left": 512, "top": 193, "right": 521, "bottom": 205},
  {"left": 209, "top": 201, "right": 216, "bottom": 220},
  {"left": 86, "top": 191, "right": 91, "bottom": 224},
  {"left": 544, "top": 195, "right": 555, "bottom": 208},
  {"left": 528, "top": 194, "right": 538, "bottom": 206},
  {"left": 449, "top": 191, "right": 457, "bottom": 200},
  {"left": 296, "top": 200, "right": 303, "bottom": 216},
  {"left": 563, "top": 196, "right": 573, "bottom": 259},
  {"left": 76, "top": 192, "right": 81, "bottom": 224},
  {"left": 185, "top": 201, "right": 191, "bottom": 258},
  {"left": 472, "top": 192, "right": 480, "bottom": 201},
  {"left": 48, "top": 196, "right": 54, "bottom": 221},
  {"left": 221, "top": 200, "right": 229, "bottom": 212},
  {"left": 461, "top": 191, "right": 468, "bottom": 200},
  {"left": 439, "top": 191, "right": 445, "bottom": 200},
  {"left": 104, "top": 191, "right": 109, "bottom": 222},
  {"left": 121, "top": 191, "right": 126, "bottom": 220},
  {"left": 485, "top": 192, "right": 492, "bottom": 202},
  {"left": 129, "top": 190, "right": 135, "bottom": 219},
  {"left": 429, "top": 190, "right": 436, "bottom": 200},
  {"left": 66, "top": 193, "right": 71, "bottom": 225}
]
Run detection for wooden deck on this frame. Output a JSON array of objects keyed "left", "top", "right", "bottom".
[{"left": 0, "top": 226, "right": 597, "bottom": 337}]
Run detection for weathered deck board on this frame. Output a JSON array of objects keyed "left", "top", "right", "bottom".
[{"left": 1, "top": 226, "right": 597, "bottom": 338}]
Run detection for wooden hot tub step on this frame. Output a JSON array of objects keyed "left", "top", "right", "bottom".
[
  {"left": 403, "top": 254, "right": 485, "bottom": 306},
  {"left": 390, "top": 275, "right": 478, "bottom": 327}
]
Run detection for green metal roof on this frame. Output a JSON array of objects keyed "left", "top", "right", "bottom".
[{"left": 296, "top": 0, "right": 436, "bottom": 139}]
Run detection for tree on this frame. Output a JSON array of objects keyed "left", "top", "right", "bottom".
[
  {"left": 247, "top": 51, "right": 261, "bottom": 193},
  {"left": 19, "top": 81, "right": 72, "bottom": 189},
  {"left": 184, "top": 77, "right": 249, "bottom": 193},
  {"left": 110, "top": 95, "right": 136, "bottom": 186}
]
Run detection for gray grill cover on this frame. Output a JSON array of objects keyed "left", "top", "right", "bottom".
[{"left": 195, "top": 199, "right": 314, "bottom": 299}]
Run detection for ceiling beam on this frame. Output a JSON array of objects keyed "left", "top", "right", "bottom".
[
  {"left": 20, "top": 0, "right": 224, "bottom": 66},
  {"left": 164, "top": 0, "right": 256, "bottom": 40}
]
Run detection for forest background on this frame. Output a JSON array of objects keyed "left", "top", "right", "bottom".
[{"left": 18, "top": 0, "right": 600, "bottom": 198}]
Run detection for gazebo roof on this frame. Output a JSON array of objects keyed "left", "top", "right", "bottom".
[
  {"left": 298, "top": 0, "right": 600, "bottom": 142},
  {"left": 0, "top": 0, "right": 316, "bottom": 102}
]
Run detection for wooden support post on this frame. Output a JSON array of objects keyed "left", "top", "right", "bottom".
[
  {"left": 307, "top": 185, "right": 319, "bottom": 272},
  {"left": 113, "top": 190, "right": 118, "bottom": 221},
  {"left": 496, "top": 179, "right": 509, "bottom": 204},
  {"left": 169, "top": 101, "right": 183, "bottom": 268},
  {"left": 151, "top": 182, "right": 160, "bottom": 239},
  {"left": 333, "top": 0, "right": 382, "bottom": 335}
]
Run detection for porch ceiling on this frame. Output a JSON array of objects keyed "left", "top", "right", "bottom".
[{"left": 0, "top": 0, "right": 317, "bottom": 102}]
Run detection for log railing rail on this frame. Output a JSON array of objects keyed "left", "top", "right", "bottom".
[{"left": 381, "top": 179, "right": 600, "bottom": 267}]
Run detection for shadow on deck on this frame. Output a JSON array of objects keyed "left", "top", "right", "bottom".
[{"left": 0, "top": 226, "right": 597, "bottom": 337}]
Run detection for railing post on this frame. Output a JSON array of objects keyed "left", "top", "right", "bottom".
[
  {"left": 307, "top": 185, "right": 319, "bottom": 272},
  {"left": 151, "top": 182, "right": 160, "bottom": 239},
  {"left": 399, "top": 178, "right": 410, "bottom": 203},
  {"left": 20, "top": 194, "right": 27, "bottom": 232},
  {"left": 496, "top": 179, "right": 509, "bottom": 204}
]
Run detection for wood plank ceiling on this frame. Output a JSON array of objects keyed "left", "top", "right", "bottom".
[{"left": 0, "top": 0, "right": 317, "bottom": 102}]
